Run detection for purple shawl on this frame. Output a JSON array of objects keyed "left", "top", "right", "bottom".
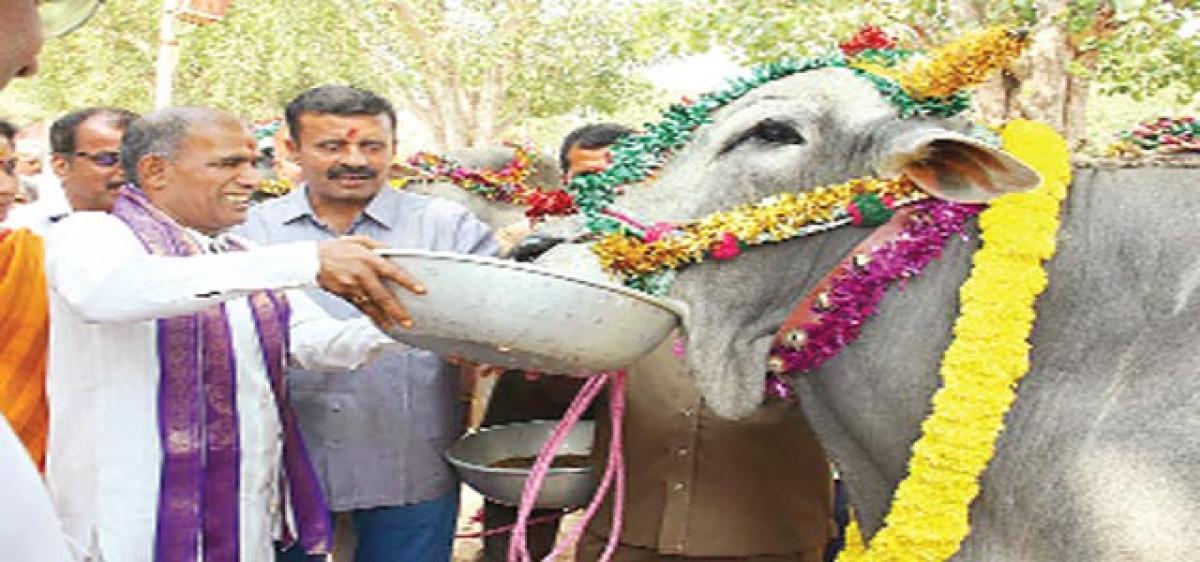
[{"left": 111, "top": 186, "right": 331, "bottom": 561}]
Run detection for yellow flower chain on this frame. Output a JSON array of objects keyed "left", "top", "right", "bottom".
[
  {"left": 837, "top": 119, "right": 1070, "bottom": 561},
  {"left": 592, "top": 178, "right": 924, "bottom": 277},
  {"left": 898, "top": 26, "right": 1028, "bottom": 99}
]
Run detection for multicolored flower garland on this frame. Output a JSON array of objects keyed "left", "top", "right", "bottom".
[
  {"left": 399, "top": 143, "right": 577, "bottom": 219},
  {"left": 573, "top": 26, "right": 1028, "bottom": 289},
  {"left": 1107, "top": 116, "right": 1200, "bottom": 157},
  {"left": 836, "top": 119, "right": 1070, "bottom": 562},
  {"left": 592, "top": 178, "right": 927, "bottom": 283}
]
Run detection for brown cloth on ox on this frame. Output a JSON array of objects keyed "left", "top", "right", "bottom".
[{"left": 579, "top": 336, "right": 835, "bottom": 561}]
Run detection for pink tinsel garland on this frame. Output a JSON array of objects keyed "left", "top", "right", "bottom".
[{"left": 766, "top": 200, "right": 981, "bottom": 398}]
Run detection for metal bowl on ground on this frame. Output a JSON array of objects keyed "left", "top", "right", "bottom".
[
  {"left": 445, "top": 420, "right": 597, "bottom": 509},
  {"left": 378, "top": 249, "right": 682, "bottom": 374}
]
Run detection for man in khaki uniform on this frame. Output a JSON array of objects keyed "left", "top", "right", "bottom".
[{"left": 576, "top": 337, "right": 835, "bottom": 562}]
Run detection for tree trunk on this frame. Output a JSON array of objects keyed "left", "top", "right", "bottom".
[
  {"left": 154, "top": 0, "right": 181, "bottom": 109},
  {"left": 332, "top": 0, "right": 529, "bottom": 150},
  {"left": 969, "top": 28, "right": 1089, "bottom": 147},
  {"left": 1019, "top": 21, "right": 1089, "bottom": 146},
  {"left": 956, "top": 0, "right": 1089, "bottom": 147}
]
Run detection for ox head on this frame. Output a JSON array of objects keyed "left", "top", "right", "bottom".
[{"left": 534, "top": 65, "right": 1040, "bottom": 418}]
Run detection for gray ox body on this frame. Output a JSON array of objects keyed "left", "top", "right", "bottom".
[{"left": 527, "top": 68, "right": 1200, "bottom": 560}]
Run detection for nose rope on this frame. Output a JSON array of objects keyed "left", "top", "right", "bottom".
[{"left": 507, "top": 369, "right": 627, "bottom": 562}]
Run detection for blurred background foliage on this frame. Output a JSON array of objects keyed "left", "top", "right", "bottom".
[{"left": 2, "top": 0, "right": 1196, "bottom": 156}]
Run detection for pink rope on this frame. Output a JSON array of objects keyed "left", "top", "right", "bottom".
[
  {"left": 508, "top": 374, "right": 605, "bottom": 562},
  {"left": 549, "top": 370, "right": 626, "bottom": 561},
  {"left": 600, "top": 208, "right": 649, "bottom": 232},
  {"left": 507, "top": 370, "right": 627, "bottom": 562},
  {"left": 455, "top": 509, "right": 569, "bottom": 539}
]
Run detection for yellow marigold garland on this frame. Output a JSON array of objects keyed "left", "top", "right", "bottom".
[
  {"left": 592, "top": 178, "right": 924, "bottom": 277},
  {"left": 897, "top": 27, "right": 1028, "bottom": 99},
  {"left": 837, "top": 119, "right": 1070, "bottom": 562}
]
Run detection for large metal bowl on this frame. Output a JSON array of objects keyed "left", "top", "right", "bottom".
[
  {"left": 379, "top": 249, "right": 682, "bottom": 374},
  {"left": 445, "top": 420, "right": 597, "bottom": 509}
]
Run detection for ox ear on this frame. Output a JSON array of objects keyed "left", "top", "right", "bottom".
[{"left": 875, "top": 128, "right": 1040, "bottom": 203}]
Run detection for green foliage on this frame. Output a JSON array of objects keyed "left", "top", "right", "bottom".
[
  {"left": 1, "top": 0, "right": 387, "bottom": 120},
  {"left": 333, "top": 0, "right": 668, "bottom": 132},
  {"left": 3, "top": 0, "right": 1194, "bottom": 150},
  {"left": 2, "top": 0, "right": 159, "bottom": 116},
  {"left": 667, "top": 0, "right": 1199, "bottom": 106},
  {"left": 1089, "top": 3, "right": 1200, "bottom": 104},
  {"left": 644, "top": 0, "right": 1199, "bottom": 148},
  {"left": 173, "top": 3, "right": 379, "bottom": 116},
  {"left": 0, "top": 0, "right": 673, "bottom": 146}
]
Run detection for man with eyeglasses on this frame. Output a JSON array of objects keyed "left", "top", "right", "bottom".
[
  {"left": 7, "top": 107, "right": 139, "bottom": 233},
  {"left": 1, "top": 1, "right": 124, "bottom": 561}
]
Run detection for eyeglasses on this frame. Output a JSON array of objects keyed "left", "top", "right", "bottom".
[
  {"left": 39, "top": 0, "right": 106, "bottom": 38},
  {"left": 72, "top": 151, "right": 121, "bottom": 167}
]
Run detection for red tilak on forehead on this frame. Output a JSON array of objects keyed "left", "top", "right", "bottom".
[{"left": 346, "top": 128, "right": 359, "bottom": 141}]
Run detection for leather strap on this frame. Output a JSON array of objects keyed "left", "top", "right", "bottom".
[{"left": 770, "top": 207, "right": 915, "bottom": 357}]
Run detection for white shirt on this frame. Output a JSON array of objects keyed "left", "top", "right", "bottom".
[
  {"left": 44, "top": 211, "right": 394, "bottom": 562},
  {"left": 0, "top": 415, "right": 74, "bottom": 562},
  {"left": 3, "top": 197, "right": 71, "bottom": 234}
]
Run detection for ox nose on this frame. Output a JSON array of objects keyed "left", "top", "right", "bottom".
[{"left": 509, "top": 234, "right": 565, "bottom": 262}]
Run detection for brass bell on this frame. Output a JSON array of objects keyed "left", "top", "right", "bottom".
[
  {"left": 814, "top": 291, "right": 834, "bottom": 312},
  {"left": 782, "top": 329, "right": 807, "bottom": 350},
  {"left": 852, "top": 253, "right": 872, "bottom": 270}
]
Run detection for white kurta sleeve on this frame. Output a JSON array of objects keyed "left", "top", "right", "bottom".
[
  {"left": 285, "top": 288, "right": 401, "bottom": 371},
  {"left": 0, "top": 417, "right": 73, "bottom": 562},
  {"left": 46, "top": 212, "right": 320, "bottom": 324}
]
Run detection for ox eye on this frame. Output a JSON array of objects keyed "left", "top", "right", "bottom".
[
  {"left": 721, "top": 119, "right": 806, "bottom": 155},
  {"left": 752, "top": 120, "right": 805, "bottom": 144}
]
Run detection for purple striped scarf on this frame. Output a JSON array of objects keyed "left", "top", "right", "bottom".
[{"left": 111, "top": 186, "right": 331, "bottom": 561}]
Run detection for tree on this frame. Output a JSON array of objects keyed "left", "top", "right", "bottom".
[
  {"left": 325, "top": 0, "right": 668, "bottom": 149},
  {"left": 1, "top": 0, "right": 391, "bottom": 119},
  {"left": 0, "top": 0, "right": 673, "bottom": 150},
  {"left": 666, "top": 0, "right": 1200, "bottom": 148}
]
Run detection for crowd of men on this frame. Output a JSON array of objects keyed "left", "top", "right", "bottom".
[{"left": 1, "top": 2, "right": 839, "bottom": 561}]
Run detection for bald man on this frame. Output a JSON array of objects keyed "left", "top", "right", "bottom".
[{"left": 42, "top": 106, "right": 434, "bottom": 561}]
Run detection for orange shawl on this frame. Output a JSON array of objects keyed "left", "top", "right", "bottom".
[{"left": 0, "top": 228, "right": 49, "bottom": 469}]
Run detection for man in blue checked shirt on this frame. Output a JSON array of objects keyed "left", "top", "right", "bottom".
[{"left": 238, "top": 84, "right": 498, "bottom": 562}]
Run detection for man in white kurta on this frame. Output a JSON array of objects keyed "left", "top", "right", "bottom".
[
  {"left": 1, "top": 2, "right": 109, "bottom": 561},
  {"left": 43, "top": 107, "right": 424, "bottom": 562}
]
